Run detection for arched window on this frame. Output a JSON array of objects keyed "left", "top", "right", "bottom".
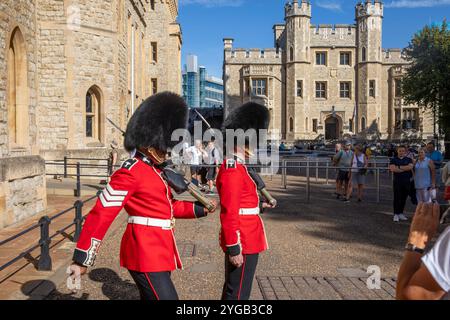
[
  {"left": 362, "top": 47, "right": 367, "bottom": 62},
  {"left": 290, "top": 47, "right": 294, "bottom": 62},
  {"left": 85, "top": 86, "right": 103, "bottom": 141},
  {"left": 289, "top": 117, "right": 294, "bottom": 132},
  {"left": 7, "top": 27, "right": 29, "bottom": 147},
  {"left": 361, "top": 116, "right": 366, "bottom": 131},
  {"left": 305, "top": 117, "right": 309, "bottom": 131}
]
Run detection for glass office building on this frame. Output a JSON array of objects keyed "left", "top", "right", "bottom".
[{"left": 182, "top": 55, "right": 223, "bottom": 108}]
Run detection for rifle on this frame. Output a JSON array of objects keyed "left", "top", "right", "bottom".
[
  {"left": 158, "top": 160, "right": 216, "bottom": 212},
  {"left": 247, "top": 167, "right": 277, "bottom": 207}
]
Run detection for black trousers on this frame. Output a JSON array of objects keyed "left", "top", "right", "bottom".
[
  {"left": 222, "top": 254, "right": 259, "bottom": 300},
  {"left": 393, "top": 180, "right": 412, "bottom": 215},
  {"left": 129, "top": 270, "right": 178, "bottom": 300}
]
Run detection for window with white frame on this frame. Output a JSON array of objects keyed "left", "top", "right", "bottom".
[
  {"left": 316, "top": 52, "right": 327, "bottom": 65},
  {"left": 340, "top": 52, "right": 351, "bottom": 65},
  {"left": 340, "top": 82, "right": 351, "bottom": 98},
  {"left": 315, "top": 82, "right": 327, "bottom": 98},
  {"left": 252, "top": 79, "right": 267, "bottom": 96}
]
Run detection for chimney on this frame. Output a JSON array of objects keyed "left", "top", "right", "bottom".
[{"left": 223, "top": 38, "right": 234, "bottom": 50}]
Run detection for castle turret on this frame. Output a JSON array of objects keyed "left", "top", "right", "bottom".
[
  {"left": 284, "top": 0, "right": 311, "bottom": 140},
  {"left": 355, "top": 0, "right": 383, "bottom": 133}
]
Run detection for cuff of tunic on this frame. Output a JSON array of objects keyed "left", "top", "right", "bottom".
[
  {"left": 193, "top": 202, "right": 208, "bottom": 218},
  {"left": 73, "top": 248, "right": 95, "bottom": 267},
  {"left": 226, "top": 244, "right": 241, "bottom": 257}
]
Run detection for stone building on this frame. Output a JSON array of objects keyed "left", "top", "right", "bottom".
[
  {"left": 0, "top": 0, "right": 182, "bottom": 227},
  {"left": 223, "top": 0, "right": 434, "bottom": 141},
  {"left": 0, "top": 0, "right": 182, "bottom": 158}
]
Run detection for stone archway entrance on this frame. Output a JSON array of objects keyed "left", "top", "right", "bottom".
[{"left": 325, "top": 116, "right": 341, "bottom": 140}]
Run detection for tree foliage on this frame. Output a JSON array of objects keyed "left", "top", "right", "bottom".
[{"left": 402, "top": 20, "right": 450, "bottom": 137}]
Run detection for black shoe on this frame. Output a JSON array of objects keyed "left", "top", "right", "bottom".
[
  {"left": 357, "top": 199, "right": 362, "bottom": 203},
  {"left": 342, "top": 198, "right": 350, "bottom": 203},
  {"left": 335, "top": 193, "right": 341, "bottom": 199}
]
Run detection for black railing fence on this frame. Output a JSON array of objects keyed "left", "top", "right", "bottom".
[
  {"left": 0, "top": 192, "right": 100, "bottom": 274},
  {"left": 45, "top": 157, "right": 122, "bottom": 197}
]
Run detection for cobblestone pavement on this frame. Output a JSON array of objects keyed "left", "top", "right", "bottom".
[{"left": 45, "top": 172, "right": 441, "bottom": 300}]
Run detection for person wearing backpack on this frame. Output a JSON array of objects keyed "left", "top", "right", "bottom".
[{"left": 348, "top": 144, "right": 369, "bottom": 202}]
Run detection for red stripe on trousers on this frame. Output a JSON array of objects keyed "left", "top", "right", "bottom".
[
  {"left": 144, "top": 273, "right": 160, "bottom": 300},
  {"left": 237, "top": 255, "right": 246, "bottom": 300}
]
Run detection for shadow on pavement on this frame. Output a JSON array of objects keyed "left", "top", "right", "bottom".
[
  {"left": 264, "top": 179, "right": 415, "bottom": 255},
  {"left": 88, "top": 268, "right": 139, "bottom": 300},
  {"left": 21, "top": 280, "right": 89, "bottom": 300}
]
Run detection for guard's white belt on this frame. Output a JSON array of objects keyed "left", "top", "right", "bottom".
[
  {"left": 239, "top": 207, "right": 260, "bottom": 215},
  {"left": 128, "top": 216, "right": 174, "bottom": 229}
]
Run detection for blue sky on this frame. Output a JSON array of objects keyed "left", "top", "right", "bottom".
[{"left": 178, "top": 0, "right": 449, "bottom": 77}]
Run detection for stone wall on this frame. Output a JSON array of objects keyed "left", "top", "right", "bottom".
[
  {"left": 0, "top": 0, "right": 38, "bottom": 158},
  {"left": 0, "top": 156, "right": 46, "bottom": 229},
  {"left": 41, "top": 148, "right": 129, "bottom": 180},
  {"left": 1, "top": 0, "right": 182, "bottom": 160}
]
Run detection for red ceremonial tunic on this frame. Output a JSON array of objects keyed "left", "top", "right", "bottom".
[
  {"left": 73, "top": 155, "right": 206, "bottom": 273},
  {"left": 216, "top": 157, "right": 268, "bottom": 255}
]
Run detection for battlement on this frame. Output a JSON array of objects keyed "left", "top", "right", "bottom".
[
  {"left": 382, "top": 48, "right": 408, "bottom": 64},
  {"left": 355, "top": 0, "right": 383, "bottom": 19},
  {"left": 310, "top": 24, "right": 356, "bottom": 47},
  {"left": 285, "top": 0, "right": 311, "bottom": 19},
  {"left": 225, "top": 48, "right": 282, "bottom": 61},
  {"left": 311, "top": 24, "right": 356, "bottom": 34}
]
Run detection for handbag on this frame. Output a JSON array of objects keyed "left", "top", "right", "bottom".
[{"left": 445, "top": 186, "right": 450, "bottom": 201}]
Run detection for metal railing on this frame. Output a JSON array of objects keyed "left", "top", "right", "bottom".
[
  {"left": 278, "top": 161, "right": 388, "bottom": 203},
  {"left": 45, "top": 157, "right": 121, "bottom": 197},
  {"left": 0, "top": 192, "right": 100, "bottom": 273}
]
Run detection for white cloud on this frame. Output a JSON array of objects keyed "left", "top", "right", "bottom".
[
  {"left": 385, "top": 0, "right": 450, "bottom": 8},
  {"left": 315, "top": 1, "right": 343, "bottom": 12},
  {"left": 179, "top": 0, "right": 244, "bottom": 8}
]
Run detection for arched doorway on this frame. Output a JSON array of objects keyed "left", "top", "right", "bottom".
[
  {"left": 7, "top": 27, "right": 29, "bottom": 148},
  {"left": 325, "top": 116, "right": 341, "bottom": 140}
]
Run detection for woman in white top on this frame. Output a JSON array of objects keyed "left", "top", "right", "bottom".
[
  {"left": 349, "top": 144, "right": 369, "bottom": 202},
  {"left": 186, "top": 140, "right": 208, "bottom": 185}
]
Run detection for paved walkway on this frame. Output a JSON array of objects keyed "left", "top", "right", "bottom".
[
  {"left": 40, "top": 173, "right": 434, "bottom": 300},
  {"left": 0, "top": 193, "right": 98, "bottom": 299}
]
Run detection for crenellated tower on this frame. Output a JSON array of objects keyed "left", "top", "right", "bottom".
[
  {"left": 356, "top": 0, "right": 383, "bottom": 133},
  {"left": 284, "top": 0, "right": 311, "bottom": 140}
]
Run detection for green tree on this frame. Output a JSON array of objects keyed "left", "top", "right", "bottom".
[{"left": 402, "top": 20, "right": 450, "bottom": 156}]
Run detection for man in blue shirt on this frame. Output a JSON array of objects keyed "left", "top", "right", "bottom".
[
  {"left": 426, "top": 142, "right": 443, "bottom": 187},
  {"left": 389, "top": 145, "right": 414, "bottom": 222}
]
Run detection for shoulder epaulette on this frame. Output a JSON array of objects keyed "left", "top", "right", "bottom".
[
  {"left": 121, "top": 158, "right": 138, "bottom": 171},
  {"left": 226, "top": 159, "right": 237, "bottom": 169}
]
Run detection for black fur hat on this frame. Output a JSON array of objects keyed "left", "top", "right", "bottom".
[
  {"left": 222, "top": 102, "right": 270, "bottom": 132},
  {"left": 124, "top": 92, "right": 188, "bottom": 152}
]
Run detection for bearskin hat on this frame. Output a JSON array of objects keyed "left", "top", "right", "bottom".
[
  {"left": 222, "top": 102, "right": 270, "bottom": 132},
  {"left": 124, "top": 92, "right": 188, "bottom": 152}
]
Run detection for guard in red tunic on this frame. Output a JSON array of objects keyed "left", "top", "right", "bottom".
[
  {"left": 217, "top": 102, "right": 275, "bottom": 300},
  {"left": 68, "top": 92, "right": 216, "bottom": 300}
]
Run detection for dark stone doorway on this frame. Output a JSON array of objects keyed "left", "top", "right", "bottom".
[{"left": 325, "top": 116, "right": 340, "bottom": 140}]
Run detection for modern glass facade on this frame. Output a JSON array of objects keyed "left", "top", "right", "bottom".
[{"left": 182, "top": 55, "right": 223, "bottom": 108}]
